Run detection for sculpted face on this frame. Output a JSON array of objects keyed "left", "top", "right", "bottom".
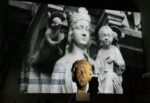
[
  {"left": 72, "top": 60, "right": 93, "bottom": 87},
  {"left": 71, "top": 20, "right": 90, "bottom": 47},
  {"left": 98, "top": 26, "right": 114, "bottom": 47}
]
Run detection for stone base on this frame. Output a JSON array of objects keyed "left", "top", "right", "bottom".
[{"left": 76, "top": 93, "right": 90, "bottom": 101}]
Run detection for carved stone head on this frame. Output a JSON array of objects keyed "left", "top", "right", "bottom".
[
  {"left": 67, "top": 8, "right": 91, "bottom": 52},
  {"left": 98, "top": 26, "right": 117, "bottom": 48},
  {"left": 72, "top": 59, "right": 93, "bottom": 92}
]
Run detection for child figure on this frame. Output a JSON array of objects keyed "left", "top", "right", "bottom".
[
  {"left": 26, "top": 12, "right": 66, "bottom": 93},
  {"left": 96, "top": 25, "right": 125, "bottom": 94},
  {"left": 31, "top": 12, "right": 66, "bottom": 71}
]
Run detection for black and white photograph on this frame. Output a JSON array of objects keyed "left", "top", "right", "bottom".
[{"left": 1, "top": 0, "right": 149, "bottom": 102}]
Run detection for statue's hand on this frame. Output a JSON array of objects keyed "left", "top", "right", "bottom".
[
  {"left": 58, "top": 33, "right": 65, "bottom": 42},
  {"left": 105, "top": 56, "right": 114, "bottom": 64}
]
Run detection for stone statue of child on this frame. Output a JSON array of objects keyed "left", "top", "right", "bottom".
[
  {"left": 26, "top": 12, "right": 66, "bottom": 93},
  {"left": 96, "top": 25, "right": 125, "bottom": 94},
  {"left": 31, "top": 12, "right": 66, "bottom": 71}
]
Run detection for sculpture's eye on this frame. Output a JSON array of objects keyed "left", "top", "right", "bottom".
[{"left": 80, "top": 69, "right": 83, "bottom": 75}]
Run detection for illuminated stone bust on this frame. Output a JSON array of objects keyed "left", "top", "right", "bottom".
[
  {"left": 49, "top": 7, "right": 95, "bottom": 93},
  {"left": 71, "top": 59, "right": 93, "bottom": 93}
]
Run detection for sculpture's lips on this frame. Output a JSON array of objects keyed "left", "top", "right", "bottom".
[{"left": 81, "top": 37, "right": 88, "bottom": 41}]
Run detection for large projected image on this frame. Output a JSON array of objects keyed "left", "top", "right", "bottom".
[{"left": 7, "top": 1, "right": 142, "bottom": 94}]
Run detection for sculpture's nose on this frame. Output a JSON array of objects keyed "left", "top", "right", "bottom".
[{"left": 82, "top": 33, "right": 86, "bottom": 37}]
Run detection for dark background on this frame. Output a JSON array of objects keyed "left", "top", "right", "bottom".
[{"left": 0, "top": 0, "right": 150, "bottom": 103}]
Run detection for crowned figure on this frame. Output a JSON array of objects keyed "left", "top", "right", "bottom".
[{"left": 49, "top": 7, "right": 95, "bottom": 93}]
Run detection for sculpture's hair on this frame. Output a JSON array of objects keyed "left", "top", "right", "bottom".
[
  {"left": 98, "top": 25, "right": 117, "bottom": 39},
  {"left": 48, "top": 12, "right": 65, "bottom": 26}
]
